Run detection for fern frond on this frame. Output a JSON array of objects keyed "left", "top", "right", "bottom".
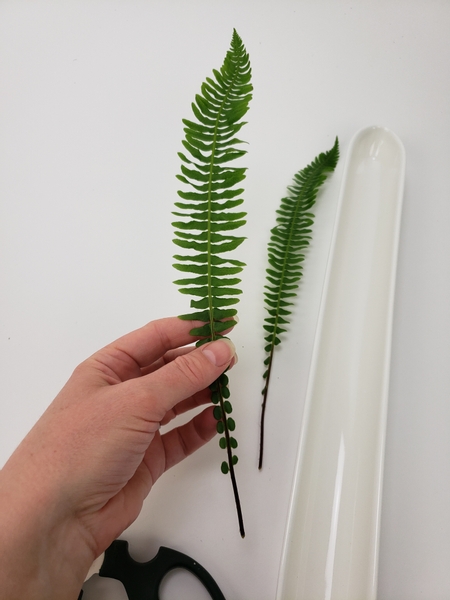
[
  {"left": 259, "top": 138, "right": 339, "bottom": 469},
  {"left": 172, "top": 29, "right": 252, "bottom": 537}
]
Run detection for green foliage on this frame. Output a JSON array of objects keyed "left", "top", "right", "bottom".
[
  {"left": 172, "top": 29, "right": 252, "bottom": 538},
  {"left": 259, "top": 139, "right": 339, "bottom": 469}
]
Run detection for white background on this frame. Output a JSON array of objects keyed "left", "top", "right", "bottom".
[{"left": 1, "top": 2, "right": 450, "bottom": 599}]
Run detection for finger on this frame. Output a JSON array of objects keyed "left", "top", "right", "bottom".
[
  {"left": 160, "top": 387, "right": 212, "bottom": 426},
  {"left": 133, "top": 338, "right": 236, "bottom": 419},
  {"left": 93, "top": 407, "right": 217, "bottom": 546},
  {"left": 140, "top": 346, "right": 194, "bottom": 377},
  {"left": 158, "top": 406, "right": 217, "bottom": 473},
  {"left": 109, "top": 316, "right": 204, "bottom": 366},
  {"left": 123, "top": 317, "right": 237, "bottom": 372},
  {"left": 88, "top": 317, "right": 205, "bottom": 383},
  {"left": 112, "top": 316, "right": 235, "bottom": 369},
  {"left": 140, "top": 322, "right": 238, "bottom": 378}
]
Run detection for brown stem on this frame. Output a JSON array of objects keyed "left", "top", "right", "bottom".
[
  {"left": 258, "top": 352, "right": 274, "bottom": 470},
  {"left": 218, "top": 379, "right": 245, "bottom": 538}
]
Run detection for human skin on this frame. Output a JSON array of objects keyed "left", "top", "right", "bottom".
[{"left": 0, "top": 317, "right": 236, "bottom": 600}]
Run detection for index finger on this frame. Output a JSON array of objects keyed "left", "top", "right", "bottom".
[{"left": 106, "top": 317, "right": 202, "bottom": 370}]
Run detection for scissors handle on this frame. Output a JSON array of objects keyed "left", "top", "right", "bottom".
[{"left": 98, "top": 539, "right": 226, "bottom": 600}]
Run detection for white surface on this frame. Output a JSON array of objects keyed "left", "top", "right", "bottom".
[
  {"left": 1, "top": 2, "right": 450, "bottom": 599},
  {"left": 276, "top": 126, "right": 405, "bottom": 600},
  {"left": 84, "top": 552, "right": 105, "bottom": 582}
]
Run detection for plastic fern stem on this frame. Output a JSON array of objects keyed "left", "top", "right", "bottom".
[
  {"left": 258, "top": 188, "right": 309, "bottom": 470},
  {"left": 218, "top": 379, "right": 245, "bottom": 537}
]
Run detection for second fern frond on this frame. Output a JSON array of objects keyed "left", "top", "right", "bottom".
[{"left": 259, "top": 138, "right": 339, "bottom": 469}]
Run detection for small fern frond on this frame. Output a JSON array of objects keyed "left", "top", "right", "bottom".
[
  {"left": 172, "top": 29, "right": 252, "bottom": 537},
  {"left": 259, "top": 138, "right": 339, "bottom": 469}
]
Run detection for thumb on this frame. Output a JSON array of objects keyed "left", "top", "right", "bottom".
[{"left": 134, "top": 338, "right": 236, "bottom": 415}]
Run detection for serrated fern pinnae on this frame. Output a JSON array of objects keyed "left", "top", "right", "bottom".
[
  {"left": 259, "top": 139, "right": 339, "bottom": 470},
  {"left": 172, "top": 29, "right": 252, "bottom": 537}
]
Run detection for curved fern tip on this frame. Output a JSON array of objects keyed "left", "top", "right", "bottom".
[
  {"left": 258, "top": 139, "right": 340, "bottom": 469},
  {"left": 232, "top": 28, "right": 242, "bottom": 42},
  {"left": 327, "top": 137, "right": 340, "bottom": 168}
]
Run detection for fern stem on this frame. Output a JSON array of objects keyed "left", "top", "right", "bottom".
[
  {"left": 203, "top": 40, "right": 245, "bottom": 534},
  {"left": 259, "top": 355, "right": 273, "bottom": 469},
  {"left": 259, "top": 195, "right": 304, "bottom": 469},
  {"left": 173, "top": 29, "right": 251, "bottom": 537},
  {"left": 206, "top": 45, "right": 243, "bottom": 335},
  {"left": 218, "top": 378, "right": 245, "bottom": 537}
]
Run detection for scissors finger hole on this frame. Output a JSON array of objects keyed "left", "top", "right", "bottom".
[
  {"left": 160, "top": 568, "right": 214, "bottom": 600},
  {"left": 82, "top": 574, "right": 128, "bottom": 599}
]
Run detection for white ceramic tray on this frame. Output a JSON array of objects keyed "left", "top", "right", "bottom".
[{"left": 276, "top": 126, "right": 405, "bottom": 600}]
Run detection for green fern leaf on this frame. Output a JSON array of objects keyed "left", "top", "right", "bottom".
[
  {"left": 258, "top": 139, "right": 339, "bottom": 469},
  {"left": 172, "top": 29, "right": 252, "bottom": 538}
]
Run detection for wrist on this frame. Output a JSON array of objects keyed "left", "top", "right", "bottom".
[{"left": 0, "top": 460, "right": 95, "bottom": 600}]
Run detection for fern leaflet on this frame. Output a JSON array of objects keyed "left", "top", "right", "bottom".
[
  {"left": 259, "top": 139, "right": 339, "bottom": 469},
  {"left": 172, "top": 29, "right": 252, "bottom": 537}
]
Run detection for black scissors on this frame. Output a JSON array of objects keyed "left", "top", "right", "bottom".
[{"left": 78, "top": 539, "right": 226, "bottom": 599}]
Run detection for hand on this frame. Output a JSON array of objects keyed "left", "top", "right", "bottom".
[{"left": 0, "top": 317, "right": 236, "bottom": 600}]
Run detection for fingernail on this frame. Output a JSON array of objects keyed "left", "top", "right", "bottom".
[{"left": 202, "top": 339, "right": 236, "bottom": 367}]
